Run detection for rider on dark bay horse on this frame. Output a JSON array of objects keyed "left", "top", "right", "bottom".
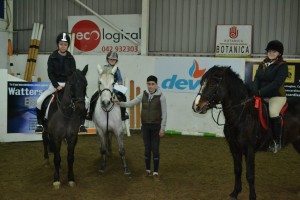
[
  {"left": 250, "top": 40, "right": 288, "bottom": 153},
  {"left": 35, "top": 32, "right": 88, "bottom": 133}
]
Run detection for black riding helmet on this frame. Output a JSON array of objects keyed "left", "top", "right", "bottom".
[
  {"left": 56, "top": 32, "right": 70, "bottom": 46},
  {"left": 265, "top": 40, "right": 284, "bottom": 55}
]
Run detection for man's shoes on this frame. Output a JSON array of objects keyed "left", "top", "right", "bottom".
[
  {"left": 153, "top": 172, "right": 160, "bottom": 181},
  {"left": 144, "top": 170, "right": 152, "bottom": 177},
  {"left": 79, "top": 125, "right": 87, "bottom": 133},
  {"left": 35, "top": 125, "right": 44, "bottom": 134}
]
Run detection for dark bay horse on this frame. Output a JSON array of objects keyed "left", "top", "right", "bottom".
[
  {"left": 192, "top": 66, "right": 300, "bottom": 200},
  {"left": 42, "top": 65, "right": 88, "bottom": 189}
]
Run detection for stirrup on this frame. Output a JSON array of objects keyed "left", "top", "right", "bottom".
[
  {"left": 35, "top": 125, "right": 44, "bottom": 134},
  {"left": 122, "top": 113, "right": 129, "bottom": 121},
  {"left": 79, "top": 125, "right": 87, "bottom": 133}
]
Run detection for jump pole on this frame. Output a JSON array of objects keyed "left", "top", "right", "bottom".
[{"left": 24, "top": 23, "right": 37, "bottom": 80}]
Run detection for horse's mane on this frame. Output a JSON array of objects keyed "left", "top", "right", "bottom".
[
  {"left": 207, "top": 66, "right": 249, "bottom": 101},
  {"left": 102, "top": 66, "right": 114, "bottom": 75}
]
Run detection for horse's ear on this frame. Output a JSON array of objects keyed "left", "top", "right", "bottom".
[
  {"left": 82, "top": 64, "right": 88, "bottom": 76},
  {"left": 97, "top": 64, "right": 103, "bottom": 74},
  {"left": 111, "top": 65, "right": 118, "bottom": 74}
]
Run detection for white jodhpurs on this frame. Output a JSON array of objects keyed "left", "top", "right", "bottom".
[{"left": 36, "top": 82, "right": 65, "bottom": 109}]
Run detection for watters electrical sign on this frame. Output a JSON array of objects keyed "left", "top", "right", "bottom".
[
  {"left": 156, "top": 57, "right": 245, "bottom": 93},
  {"left": 68, "top": 15, "right": 141, "bottom": 55}
]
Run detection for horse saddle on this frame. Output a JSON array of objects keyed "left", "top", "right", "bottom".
[
  {"left": 254, "top": 96, "right": 288, "bottom": 130},
  {"left": 41, "top": 90, "right": 64, "bottom": 119}
]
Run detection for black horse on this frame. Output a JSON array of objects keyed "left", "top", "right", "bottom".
[
  {"left": 41, "top": 65, "right": 88, "bottom": 189},
  {"left": 192, "top": 66, "right": 300, "bottom": 200}
]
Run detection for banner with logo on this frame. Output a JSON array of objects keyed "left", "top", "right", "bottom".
[
  {"left": 215, "top": 25, "right": 252, "bottom": 57},
  {"left": 156, "top": 57, "right": 245, "bottom": 93},
  {"left": 7, "top": 82, "right": 49, "bottom": 133},
  {"left": 245, "top": 59, "right": 300, "bottom": 97},
  {"left": 68, "top": 15, "right": 141, "bottom": 55}
]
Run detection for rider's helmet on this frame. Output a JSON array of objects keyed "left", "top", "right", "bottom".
[
  {"left": 265, "top": 40, "right": 284, "bottom": 55},
  {"left": 56, "top": 32, "right": 70, "bottom": 46},
  {"left": 106, "top": 51, "right": 118, "bottom": 61}
]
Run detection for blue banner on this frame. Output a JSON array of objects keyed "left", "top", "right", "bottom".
[{"left": 7, "top": 82, "right": 49, "bottom": 133}]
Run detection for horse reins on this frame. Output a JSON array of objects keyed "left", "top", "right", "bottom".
[
  {"left": 54, "top": 88, "right": 85, "bottom": 119},
  {"left": 98, "top": 82, "right": 117, "bottom": 134},
  {"left": 211, "top": 98, "right": 253, "bottom": 126}
]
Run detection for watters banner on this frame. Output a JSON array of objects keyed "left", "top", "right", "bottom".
[
  {"left": 68, "top": 15, "right": 141, "bottom": 55},
  {"left": 7, "top": 82, "right": 49, "bottom": 133},
  {"left": 156, "top": 57, "right": 245, "bottom": 93}
]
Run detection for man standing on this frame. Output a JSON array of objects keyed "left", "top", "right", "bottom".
[{"left": 115, "top": 75, "right": 167, "bottom": 180}]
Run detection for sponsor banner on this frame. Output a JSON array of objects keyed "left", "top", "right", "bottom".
[
  {"left": 156, "top": 57, "right": 245, "bottom": 93},
  {"left": 68, "top": 15, "right": 141, "bottom": 55},
  {"left": 7, "top": 82, "right": 49, "bottom": 133},
  {"left": 216, "top": 25, "right": 252, "bottom": 57},
  {"left": 245, "top": 59, "right": 300, "bottom": 98}
]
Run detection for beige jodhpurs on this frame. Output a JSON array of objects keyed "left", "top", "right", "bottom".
[{"left": 265, "top": 96, "right": 287, "bottom": 118}]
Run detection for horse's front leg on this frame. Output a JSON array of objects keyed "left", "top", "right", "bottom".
[
  {"left": 52, "top": 138, "right": 62, "bottom": 189},
  {"left": 245, "top": 145, "right": 256, "bottom": 200},
  {"left": 228, "top": 142, "right": 243, "bottom": 199},
  {"left": 97, "top": 130, "right": 107, "bottom": 173},
  {"left": 115, "top": 131, "right": 130, "bottom": 175},
  {"left": 67, "top": 133, "right": 78, "bottom": 187},
  {"left": 42, "top": 131, "right": 50, "bottom": 167}
]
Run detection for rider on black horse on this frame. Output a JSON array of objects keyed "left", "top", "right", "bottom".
[
  {"left": 86, "top": 51, "right": 129, "bottom": 121},
  {"left": 35, "top": 32, "right": 88, "bottom": 133},
  {"left": 250, "top": 40, "right": 288, "bottom": 153}
]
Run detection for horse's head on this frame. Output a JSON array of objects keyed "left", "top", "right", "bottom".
[
  {"left": 192, "top": 66, "right": 227, "bottom": 114},
  {"left": 97, "top": 64, "right": 117, "bottom": 108},
  {"left": 64, "top": 64, "right": 88, "bottom": 114}
]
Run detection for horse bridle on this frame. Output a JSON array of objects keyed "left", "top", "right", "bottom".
[
  {"left": 98, "top": 80, "right": 117, "bottom": 135},
  {"left": 98, "top": 80, "right": 116, "bottom": 112},
  {"left": 197, "top": 75, "right": 223, "bottom": 109},
  {"left": 54, "top": 90, "right": 85, "bottom": 119},
  {"left": 198, "top": 68, "right": 253, "bottom": 126}
]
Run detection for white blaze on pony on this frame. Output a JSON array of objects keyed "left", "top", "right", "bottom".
[
  {"left": 192, "top": 79, "right": 207, "bottom": 113},
  {"left": 93, "top": 64, "right": 130, "bottom": 175}
]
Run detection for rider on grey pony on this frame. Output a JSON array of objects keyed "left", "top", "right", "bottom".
[{"left": 86, "top": 51, "right": 129, "bottom": 121}]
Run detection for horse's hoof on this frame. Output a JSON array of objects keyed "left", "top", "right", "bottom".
[
  {"left": 68, "top": 181, "right": 76, "bottom": 187},
  {"left": 53, "top": 181, "right": 61, "bottom": 189},
  {"left": 124, "top": 169, "right": 131, "bottom": 175},
  {"left": 43, "top": 159, "right": 50, "bottom": 168}
]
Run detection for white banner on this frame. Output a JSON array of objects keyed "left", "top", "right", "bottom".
[
  {"left": 215, "top": 25, "right": 252, "bottom": 57},
  {"left": 156, "top": 57, "right": 245, "bottom": 93},
  {"left": 68, "top": 15, "right": 141, "bottom": 55}
]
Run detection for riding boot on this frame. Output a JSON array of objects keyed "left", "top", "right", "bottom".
[
  {"left": 269, "top": 116, "right": 282, "bottom": 153},
  {"left": 121, "top": 107, "right": 129, "bottom": 121},
  {"left": 86, "top": 91, "right": 99, "bottom": 121},
  {"left": 79, "top": 116, "right": 87, "bottom": 133},
  {"left": 35, "top": 108, "right": 44, "bottom": 133},
  {"left": 116, "top": 92, "right": 129, "bottom": 121}
]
